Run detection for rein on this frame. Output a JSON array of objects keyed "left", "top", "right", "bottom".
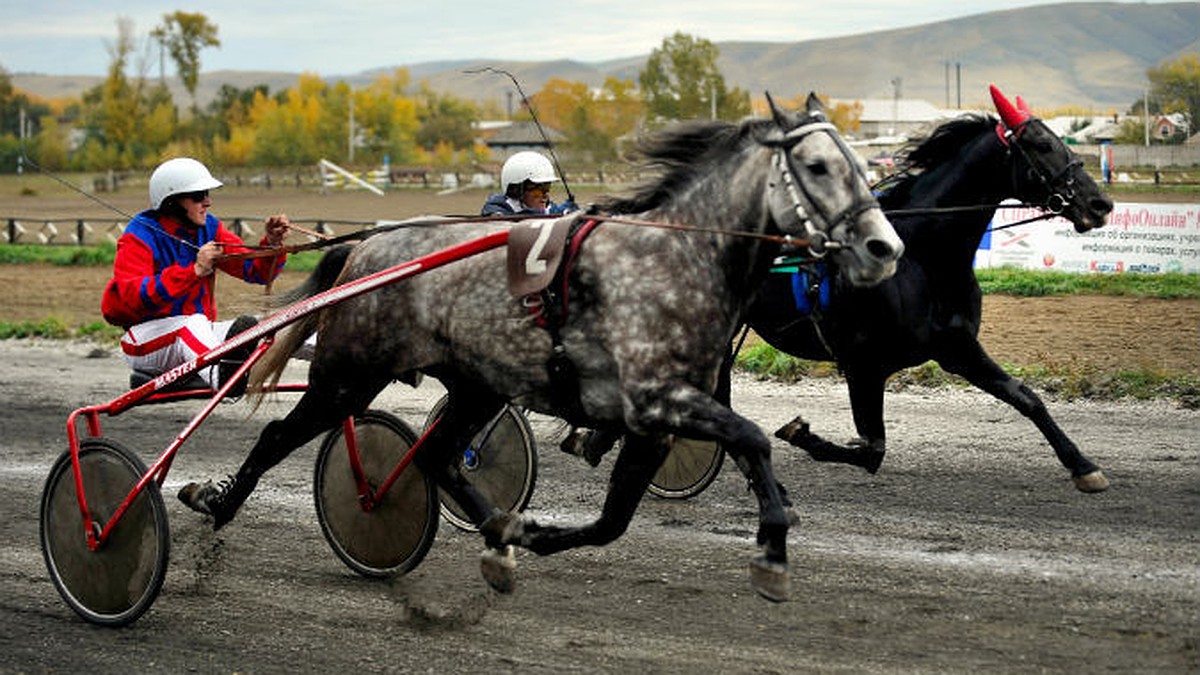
[
  {"left": 882, "top": 202, "right": 1062, "bottom": 232},
  {"left": 220, "top": 211, "right": 817, "bottom": 263}
]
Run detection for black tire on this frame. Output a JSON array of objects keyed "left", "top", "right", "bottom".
[
  {"left": 314, "top": 410, "right": 438, "bottom": 578},
  {"left": 647, "top": 437, "right": 724, "bottom": 499},
  {"left": 40, "top": 438, "right": 170, "bottom": 626},
  {"left": 423, "top": 395, "right": 538, "bottom": 532}
]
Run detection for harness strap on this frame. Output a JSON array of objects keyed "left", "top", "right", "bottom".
[
  {"left": 520, "top": 218, "right": 603, "bottom": 419},
  {"left": 525, "top": 218, "right": 603, "bottom": 330}
]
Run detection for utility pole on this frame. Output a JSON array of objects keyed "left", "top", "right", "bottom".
[
  {"left": 956, "top": 62, "right": 962, "bottom": 109},
  {"left": 891, "top": 77, "right": 901, "bottom": 136},
  {"left": 17, "top": 107, "right": 25, "bottom": 174},
  {"left": 1144, "top": 88, "right": 1150, "bottom": 147},
  {"left": 348, "top": 96, "right": 356, "bottom": 163}
]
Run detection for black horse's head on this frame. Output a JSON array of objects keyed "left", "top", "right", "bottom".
[{"left": 991, "top": 84, "right": 1113, "bottom": 233}]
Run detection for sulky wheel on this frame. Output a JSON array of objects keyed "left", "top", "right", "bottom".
[
  {"left": 314, "top": 410, "right": 438, "bottom": 578},
  {"left": 647, "top": 436, "right": 725, "bottom": 500},
  {"left": 40, "top": 437, "right": 170, "bottom": 627},
  {"left": 423, "top": 394, "right": 538, "bottom": 532}
]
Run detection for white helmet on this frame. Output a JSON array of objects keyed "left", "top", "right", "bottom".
[
  {"left": 500, "top": 151, "right": 559, "bottom": 191},
  {"left": 148, "top": 157, "right": 223, "bottom": 209}
]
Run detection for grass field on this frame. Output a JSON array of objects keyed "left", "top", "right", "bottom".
[{"left": 2, "top": 175, "right": 1197, "bottom": 405}]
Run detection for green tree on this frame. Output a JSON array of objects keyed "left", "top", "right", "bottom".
[
  {"left": 151, "top": 11, "right": 220, "bottom": 115},
  {"left": 1146, "top": 53, "right": 1199, "bottom": 137},
  {"left": 31, "top": 114, "right": 68, "bottom": 170},
  {"left": 246, "top": 74, "right": 326, "bottom": 166},
  {"left": 76, "top": 18, "right": 173, "bottom": 168},
  {"left": 353, "top": 69, "right": 421, "bottom": 164},
  {"left": 526, "top": 77, "right": 643, "bottom": 162},
  {"left": 1112, "top": 118, "right": 1150, "bottom": 145},
  {"left": 202, "top": 83, "right": 269, "bottom": 142},
  {"left": 0, "top": 66, "right": 52, "bottom": 140},
  {"left": 638, "top": 32, "right": 750, "bottom": 123},
  {"left": 414, "top": 86, "right": 478, "bottom": 151}
]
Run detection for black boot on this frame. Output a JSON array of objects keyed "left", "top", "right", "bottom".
[
  {"left": 178, "top": 471, "right": 260, "bottom": 531},
  {"left": 217, "top": 315, "right": 259, "bottom": 397}
]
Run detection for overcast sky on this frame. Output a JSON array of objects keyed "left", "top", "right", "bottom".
[{"left": 0, "top": 1, "right": 1184, "bottom": 77}]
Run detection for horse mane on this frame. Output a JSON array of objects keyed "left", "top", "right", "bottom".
[
  {"left": 878, "top": 114, "right": 998, "bottom": 204},
  {"left": 595, "top": 116, "right": 776, "bottom": 214}
]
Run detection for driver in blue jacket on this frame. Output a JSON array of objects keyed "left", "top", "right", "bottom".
[{"left": 482, "top": 151, "right": 577, "bottom": 216}]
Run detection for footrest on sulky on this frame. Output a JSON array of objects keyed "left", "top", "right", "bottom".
[{"left": 130, "top": 369, "right": 210, "bottom": 392}]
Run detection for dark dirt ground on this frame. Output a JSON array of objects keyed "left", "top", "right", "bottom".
[{"left": 1, "top": 339, "right": 1197, "bottom": 673}]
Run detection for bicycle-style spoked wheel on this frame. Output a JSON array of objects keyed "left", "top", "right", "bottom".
[
  {"left": 40, "top": 438, "right": 170, "bottom": 627},
  {"left": 314, "top": 410, "right": 438, "bottom": 578},
  {"left": 424, "top": 394, "right": 538, "bottom": 532},
  {"left": 647, "top": 437, "right": 725, "bottom": 499}
]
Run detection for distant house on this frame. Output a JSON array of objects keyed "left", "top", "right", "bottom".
[
  {"left": 1151, "top": 113, "right": 1189, "bottom": 141},
  {"left": 837, "top": 98, "right": 959, "bottom": 141},
  {"left": 1045, "top": 112, "right": 1190, "bottom": 144},
  {"left": 480, "top": 121, "right": 567, "bottom": 159}
]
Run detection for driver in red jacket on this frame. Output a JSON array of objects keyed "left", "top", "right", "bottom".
[{"left": 101, "top": 157, "right": 290, "bottom": 391}]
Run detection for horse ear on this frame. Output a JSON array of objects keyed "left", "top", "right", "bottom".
[
  {"left": 990, "top": 84, "right": 1031, "bottom": 129},
  {"left": 1016, "top": 95, "right": 1034, "bottom": 118},
  {"left": 764, "top": 91, "right": 789, "bottom": 127},
  {"left": 806, "top": 92, "right": 825, "bottom": 116}
]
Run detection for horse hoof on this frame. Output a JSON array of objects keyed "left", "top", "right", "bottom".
[
  {"left": 480, "top": 511, "right": 523, "bottom": 548},
  {"left": 749, "top": 555, "right": 790, "bottom": 602},
  {"left": 784, "top": 506, "right": 801, "bottom": 527},
  {"left": 859, "top": 448, "right": 885, "bottom": 474},
  {"left": 774, "top": 417, "right": 810, "bottom": 446},
  {"left": 480, "top": 545, "right": 517, "bottom": 594},
  {"left": 846, "top": 438, "right": 885, "bottom": 474},
  {"left": 1073, "top": 470, "right": 1110, "bottom": 493}
]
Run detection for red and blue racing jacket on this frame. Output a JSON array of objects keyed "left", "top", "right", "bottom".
[{"left": 101, "top": 210, "right": 286, "bottom": 329}]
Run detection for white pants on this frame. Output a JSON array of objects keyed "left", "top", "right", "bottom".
[{"left": 120, "top": 315, "right": 236, "bottom": 389}]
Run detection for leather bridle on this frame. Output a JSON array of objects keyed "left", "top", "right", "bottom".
[{"left": 765, "top": 115, "right": 883, "bottom": 257}]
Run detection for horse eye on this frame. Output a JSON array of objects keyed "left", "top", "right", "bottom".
[{"left": 806, "top": 161, "right": 829, "bottom": 176}]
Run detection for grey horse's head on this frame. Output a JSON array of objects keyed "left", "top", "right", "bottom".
[{"left": 762, "top": 93, "right": 903, "bottom": 286}]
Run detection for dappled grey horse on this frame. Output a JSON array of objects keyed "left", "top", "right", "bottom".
[{"left": 180, "top": 94, "right": 903, "bottom": 601}]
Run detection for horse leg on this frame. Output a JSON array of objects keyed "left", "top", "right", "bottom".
[
  {"left": 179, "top": 373, "right": 389, "bottom": 530},
  {"left": 414, "top": 388, "right": 510, "bottom": 525},
  {"left": 483, "top": 432, "right": 668, "bottom": 555},
  {"left": 409, "top": 386, "right": 524, "bottom": 591},
  {"left": 938, "top": 339, "right": 1109, "bottom": 493},
  {"left": 558, "top": 346, "right": 735, "bottom": 468},
  {"left": 558, "top": 426, "right": 621, "bottom": 467},
  {"left": 710, "top": 422, "right": 792, "bottom": 602},
  {"left": 494, "top": 384, "right": 792, "bottom": 601},
  {"left": 777, "top": 366, "right": 888, "bottom": 474}
]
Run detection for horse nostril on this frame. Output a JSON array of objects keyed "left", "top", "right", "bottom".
[{"left": 866, "top": 238, "right": 901, "bottom": 261}]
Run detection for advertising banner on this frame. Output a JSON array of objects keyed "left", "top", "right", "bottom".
[{"left": 976, "top": 201, "right": 1200, "bottom": 274}]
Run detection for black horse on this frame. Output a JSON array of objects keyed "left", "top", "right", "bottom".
[{"left": 750, "top": 85, "right": 1113, "bottom": 492}]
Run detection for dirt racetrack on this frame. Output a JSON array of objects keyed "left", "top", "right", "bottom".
[
  {"left": 1, "top": 339, "right": 1198, "bottom": 673},
  {"left": 1, "top": 184, "right": 1199, "bottom": 672}
]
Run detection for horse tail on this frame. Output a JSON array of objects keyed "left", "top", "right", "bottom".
[{"left": 248, "top": 244, "right": 355, "bottom": 403}]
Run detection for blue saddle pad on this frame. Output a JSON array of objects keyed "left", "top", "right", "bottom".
[{"left": 788, "top": 263, "right": 831, "bottom": 316}]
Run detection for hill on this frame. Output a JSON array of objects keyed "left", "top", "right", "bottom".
[{"left": 12, "top": 2, "right": 1199, "bottom": 112}]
